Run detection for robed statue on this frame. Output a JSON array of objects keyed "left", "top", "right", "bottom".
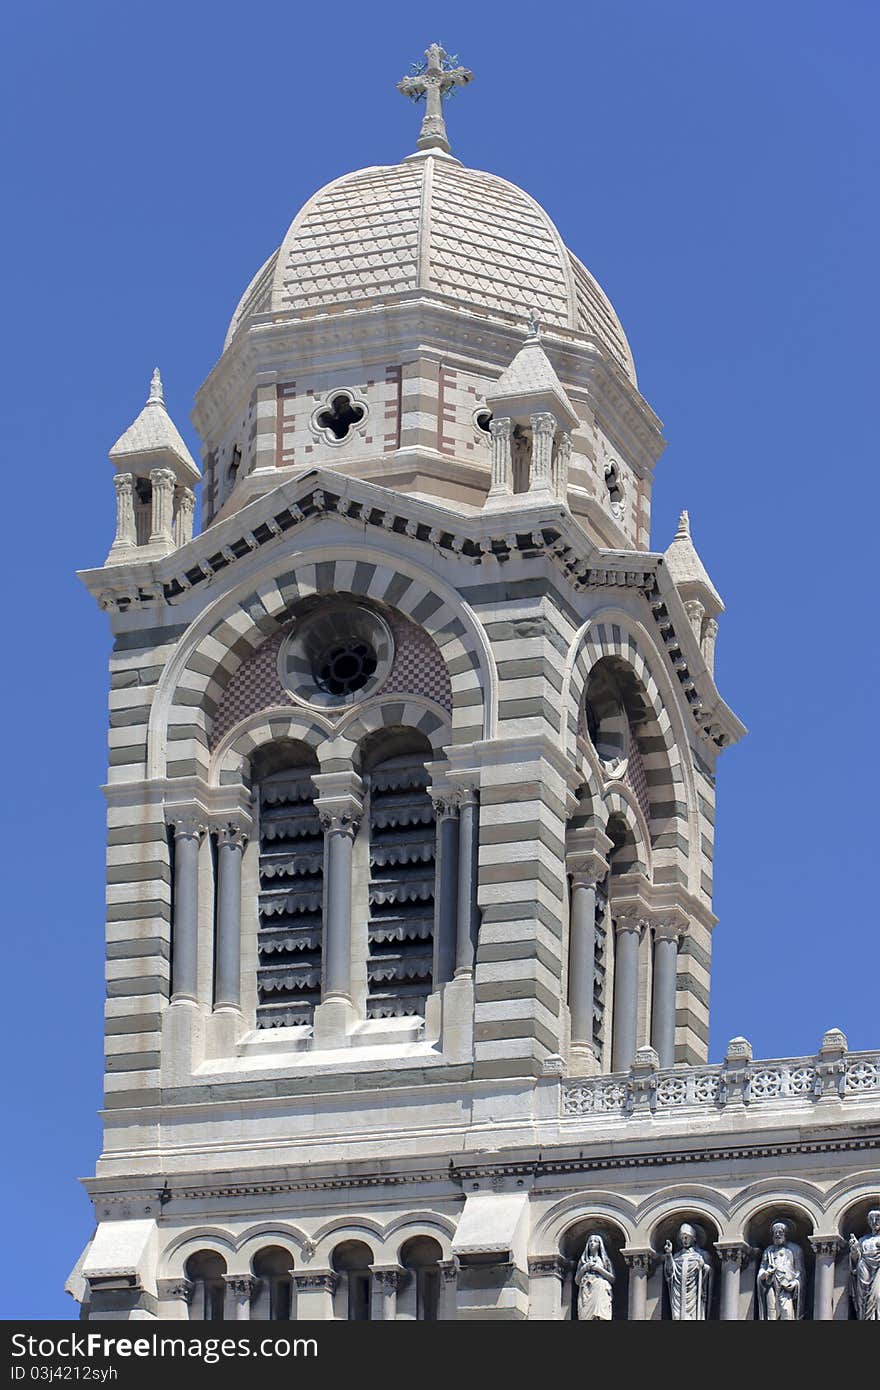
[
  {"left": 849, "top": 1209, "right": 880, "bottom": 1321},
  {"left": 575, "top": 1233, "right": 615, "bottom": 1320},
  {"left": 756, "top": 1219, "right": 805, "bottom": 1320},
  {"left": 663, "top": 1223, "right": 712, "bottom": 1319}
]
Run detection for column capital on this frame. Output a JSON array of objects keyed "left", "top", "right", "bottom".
[
  {"left": 488, "top": 415, "right": 514, "bottom": 441},
  {"left": 529, "top": 410, "right": 557, "bottom": 435},
  {"left": 438, "top": 1257, "right": 459, "bottom": 1282},
  {"left": 168, "top": 811, "right": 206, "bottom": 842},
  {"left": 715, "top": 1241, "right": 753, "bottom": 1269},
  {"left": 149, "top": 466, "right": 177, "bottom": 489},
  {"left": 157, "top": 1277, "right": 194, "bottom": 1304},
  {"left": 809, "top": 1234, "right": 844, "bottom": 1258},
  {"left": 313, "top": 770, "right": 363, "bottom": 829},
  {"left": 224, "top": 1275, "right": 256, "bottom": 1297},
  {"left": 569, "top": 851, "right": 610, "bottom": 889},
  {"left": 429, "top": 788, "right": 461, "bottom": 820},
  {"left": 528, "top": 1255, "right": 568, "bottom": 1280},
  {"left": 614, "top": 908, "right": 649, "bottom": 937},
  {"left": 370, "top": 1264, "right": 406, "bottom": 1291},
  {"left": 291, "top": 1270, "right": 339, "bottom": 1293},
  {"left": 622, "top": 1247, "right": 656, "bottom": 1274},
  {"left": 652, "top": 909, "right": 688, "bottom": 944},
  {"left": 214, "top": 820, "right": 249, "bottom": 850},
  {"left": 113, "top": 471, "right": 134, "bottom": 493}
]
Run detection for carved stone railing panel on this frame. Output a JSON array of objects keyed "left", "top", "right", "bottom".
[{"left": 560, "top": 1051, "right": 880, "bottom": 1119}]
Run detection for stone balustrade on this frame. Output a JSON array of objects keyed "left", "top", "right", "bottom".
[{"left": 561, "top": 1034, "right": 879, "bottom": 1119}]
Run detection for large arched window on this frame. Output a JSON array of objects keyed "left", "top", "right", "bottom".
[
  {"left": 400, "top": 1236, "right": 443, "bottom": 1320},
  {"left": 185, "top": 1250, "right": 226, "bottom": 1321},
  {"left": 363, "top": 730, "right": 436, "bottom": 1019},
  {"left": 332, "top": 1241, "right": 374, "bottom": 1320},
  {"left": 253, "top": 741, "right": 323, "bottom": 1028},
  {"left": 251, "top": 1245, "right": 293, "bottom": 1320}
]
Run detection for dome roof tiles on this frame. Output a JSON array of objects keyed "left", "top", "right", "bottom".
[{"left": 224, "top": 152, "right": 635, "bottom": 381}]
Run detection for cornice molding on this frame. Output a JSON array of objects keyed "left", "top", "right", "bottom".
[{"left": 79, "top": 467, "right": 743, "bottom": 752}]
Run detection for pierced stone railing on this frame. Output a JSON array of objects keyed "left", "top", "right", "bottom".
[{"left": 560, "top": 1030, "right": 879, "bottom": 1119}]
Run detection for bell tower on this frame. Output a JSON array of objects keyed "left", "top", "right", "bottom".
[{"left": 69, "top": 45, "right": 878, "bottom": 1325}]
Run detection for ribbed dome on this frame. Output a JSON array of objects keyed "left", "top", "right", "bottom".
[{"left": 225, "top": 152, "right": 635, "bottom": 382}]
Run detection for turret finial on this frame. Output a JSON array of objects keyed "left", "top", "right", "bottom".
[
  {"left": 675, "top": 509, "right": 691, "bottom": 539},
  {"left": 148, "top": 368, "right": 165, "bottom": 406},
  {"left": 526, "top": 306, "right": 541, "bottom": 342},
  {"left": 397, "top": 43, "right": 473, "bottom": 155}
]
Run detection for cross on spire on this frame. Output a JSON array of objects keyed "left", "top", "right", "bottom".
[{"left": 397, "top": 43, "right": 473, "bottom": 155}]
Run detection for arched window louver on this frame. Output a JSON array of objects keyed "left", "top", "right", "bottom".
[
  {"left": 254, "top": 743, "right": 323, "bottom": 1028},
  {"left": 365, "top": 736, "right": 435, "bottom": 1018}
]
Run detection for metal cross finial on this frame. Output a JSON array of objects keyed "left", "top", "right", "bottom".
[{"left": 397, "top": 43, "right": 473, "bottom": 154}]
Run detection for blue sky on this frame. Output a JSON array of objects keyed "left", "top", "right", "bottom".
[{"left": 1, "top": 1, "right": 877, "bottom": 1319}]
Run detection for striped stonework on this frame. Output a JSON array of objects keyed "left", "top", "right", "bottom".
[{"left": 158, "top": 555, "right": 490, "bottom": 783}]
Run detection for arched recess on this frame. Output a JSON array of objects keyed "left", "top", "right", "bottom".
[
  {"left": 602, "top": 788, "right": 651, "bottom": 877},
  {"left": 184, "top": 1250, "right": 227, "bottom": 1322},
  {"left": 148, "top": 544, "right": 497, "bottom": 780},
  {"left": 356, "top": 722, "right": 442, "bottom": 1019},
  {"left": 560, "top": 1216, "right": 629, "bottom": 1321},
  {"left": 564, "top": 609, "right": 698, "bottom": 891},
  {"left": 211, "top": 708, "right": 330, "bottom": 789},
  {"left": 741, "top": 1203, "right": 817, "bottom": 1321},
  {"left": 160, "top": 1229, "right": 237, "bottom": 1279},
  {"left": 250, "top": 738, "right": 324, "bottom": 1028},
  {"left": 399, "top": 1236, "right": 444, "bottom": 1320},
  {"left": 331, "top": 1240, "right": 374, "bottom": 1321},
  {"left": 250, "top": 1245, "right": 294, "bottom": 1321}
]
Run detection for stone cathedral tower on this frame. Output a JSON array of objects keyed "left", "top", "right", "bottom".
[{"left": 70, "top": 47, "right": 878, "bottom": 1322}]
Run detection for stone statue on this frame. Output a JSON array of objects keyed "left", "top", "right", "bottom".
[
  {"left": 575, "top": 1233, "right": 614, "bottom": 1320},
  {"left": 756, "top": 1219, "right": 805, "bottom": 1320},
  {"left": 663, "top": 1223, "right": 712, "bottom": 1319},
  {"left": 849, "top": 1209, "right": 880, "bottom": 1321}
]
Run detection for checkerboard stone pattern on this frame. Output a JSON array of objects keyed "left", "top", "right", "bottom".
[{"left": 210, "top": 608, "right": 452, "bottom": 750}]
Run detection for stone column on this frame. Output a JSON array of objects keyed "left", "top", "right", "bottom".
[
  {"left": 169, "top": 813, "right": 204, "bottom": 1004},
  {"left": 622, "top": 1250, "right": 654, "bottom": 1320},
  {"left": 109, "top": 472, "right": 136, "bottom": 553},
  {"left": 370, "top": 1266, "right": 404, "bottom": 1320},
  {"left": 611, "top": 910, "right": 644, "bottom": 1073},
  {"left": 567, "top": 853, "right": 608, "bottom": 1055},
  {"left": 319, "top": 805, "right": 361, "bottom": 1003},
  {"left": 684, "top": 598, "right": 705, "bottom": 641},
  {"left": 552, "top": 430, "right": 571, "bottom": 501},
  {"left": 527, "top": 1256, "right": 568, "bottom": 1320},
  {"left": 702, "top": 616, "right": 718, "bottom": 677},
  {"left": 431, "top": 793, "right": 460, "bottom": 987},
  {"left": 486, "top": 416, "right": 514, "bottom": 503},
  {"left": 810, "top": 1236, "right": 842, "bottom": 1321},
  {"left": 174, "top": 486, "right": 196, "bottom": 546},
  {"left": 715, "top": 1243, "right": 750, "bottom": 1320},
  {"left": 455, "top": 788, "right": 479, "bottom": 978},
  {"left": 149, "top": 467, "right": 176, "bottom": 544},
  {"left": 292, "top": 1272, "right": 338, "bottom": 1320},
  {"left": 224, "top": 1276, "right": 255, "bottom": 1320},
  {"left": 528, "top": 412, "right": 556, "bottom": 496},
  {"left": 437, "top": 1259, "right": 459, "bottom": 1320},
  {"left": 651, "top": 917, "right": 683, "bottom": 1069},
  {"left": 214, "top": 822, "right": 247, "bottom": 1011}
]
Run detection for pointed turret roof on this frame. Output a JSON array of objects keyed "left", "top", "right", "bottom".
[
  {"left": 109, "top": 369, "right": 201, "bottom": 485},
  {"left": 486, "top": 323, "right": 579, "bottom": 429},
  {"left": 664, "top": 510, "right": 724, "bottom": 614}
]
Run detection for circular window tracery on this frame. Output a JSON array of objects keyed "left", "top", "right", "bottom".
[{"left": 279, "top": 603, "right": 393, "bottom": 709}]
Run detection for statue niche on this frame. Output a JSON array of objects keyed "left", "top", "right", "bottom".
[
  {"left": 849, "top": 1209, "right": 880, "bottom": 1321},
  {"left": 756, "top": 1219, "right": 805, "bottom": 1320},
  {"left": 575, "top": 1234, "right": 615, "bottom": 1320},
  {"left": 663, "top": 1223, "right": 713, "bottom": 1320}
]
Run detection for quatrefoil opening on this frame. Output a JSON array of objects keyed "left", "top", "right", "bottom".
[{"left": 314, "top": 391, "right": 366, "bottom": 443}]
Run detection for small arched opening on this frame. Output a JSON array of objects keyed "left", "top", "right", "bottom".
[
  {"left": 560, "top": 1218, "right": 628, "bottom": 1321},
  {"left": 399, "top": 1235, "right": 443, "bottom": 1320},
  {"left": 252, "top": 740, "right": 323, "bottom": 1029},
  {"left": 361, "top": 728, "right": 436, "bottom": 1020},
  {"left": 650, "top": 1211, "right": 721, "bottom": 1321},
  {"left": 184, "top": 1250, "right": 227, "bottom": 1322},
  {"left": 331, "top": 1240, "right": 374, "bottom": 1321},
  {"left": 251, "top": 1245, "right": 293, "bottom": 1321},
  {"left": 743, "top": 1205, "right": 815, "bottom": 1320}
]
